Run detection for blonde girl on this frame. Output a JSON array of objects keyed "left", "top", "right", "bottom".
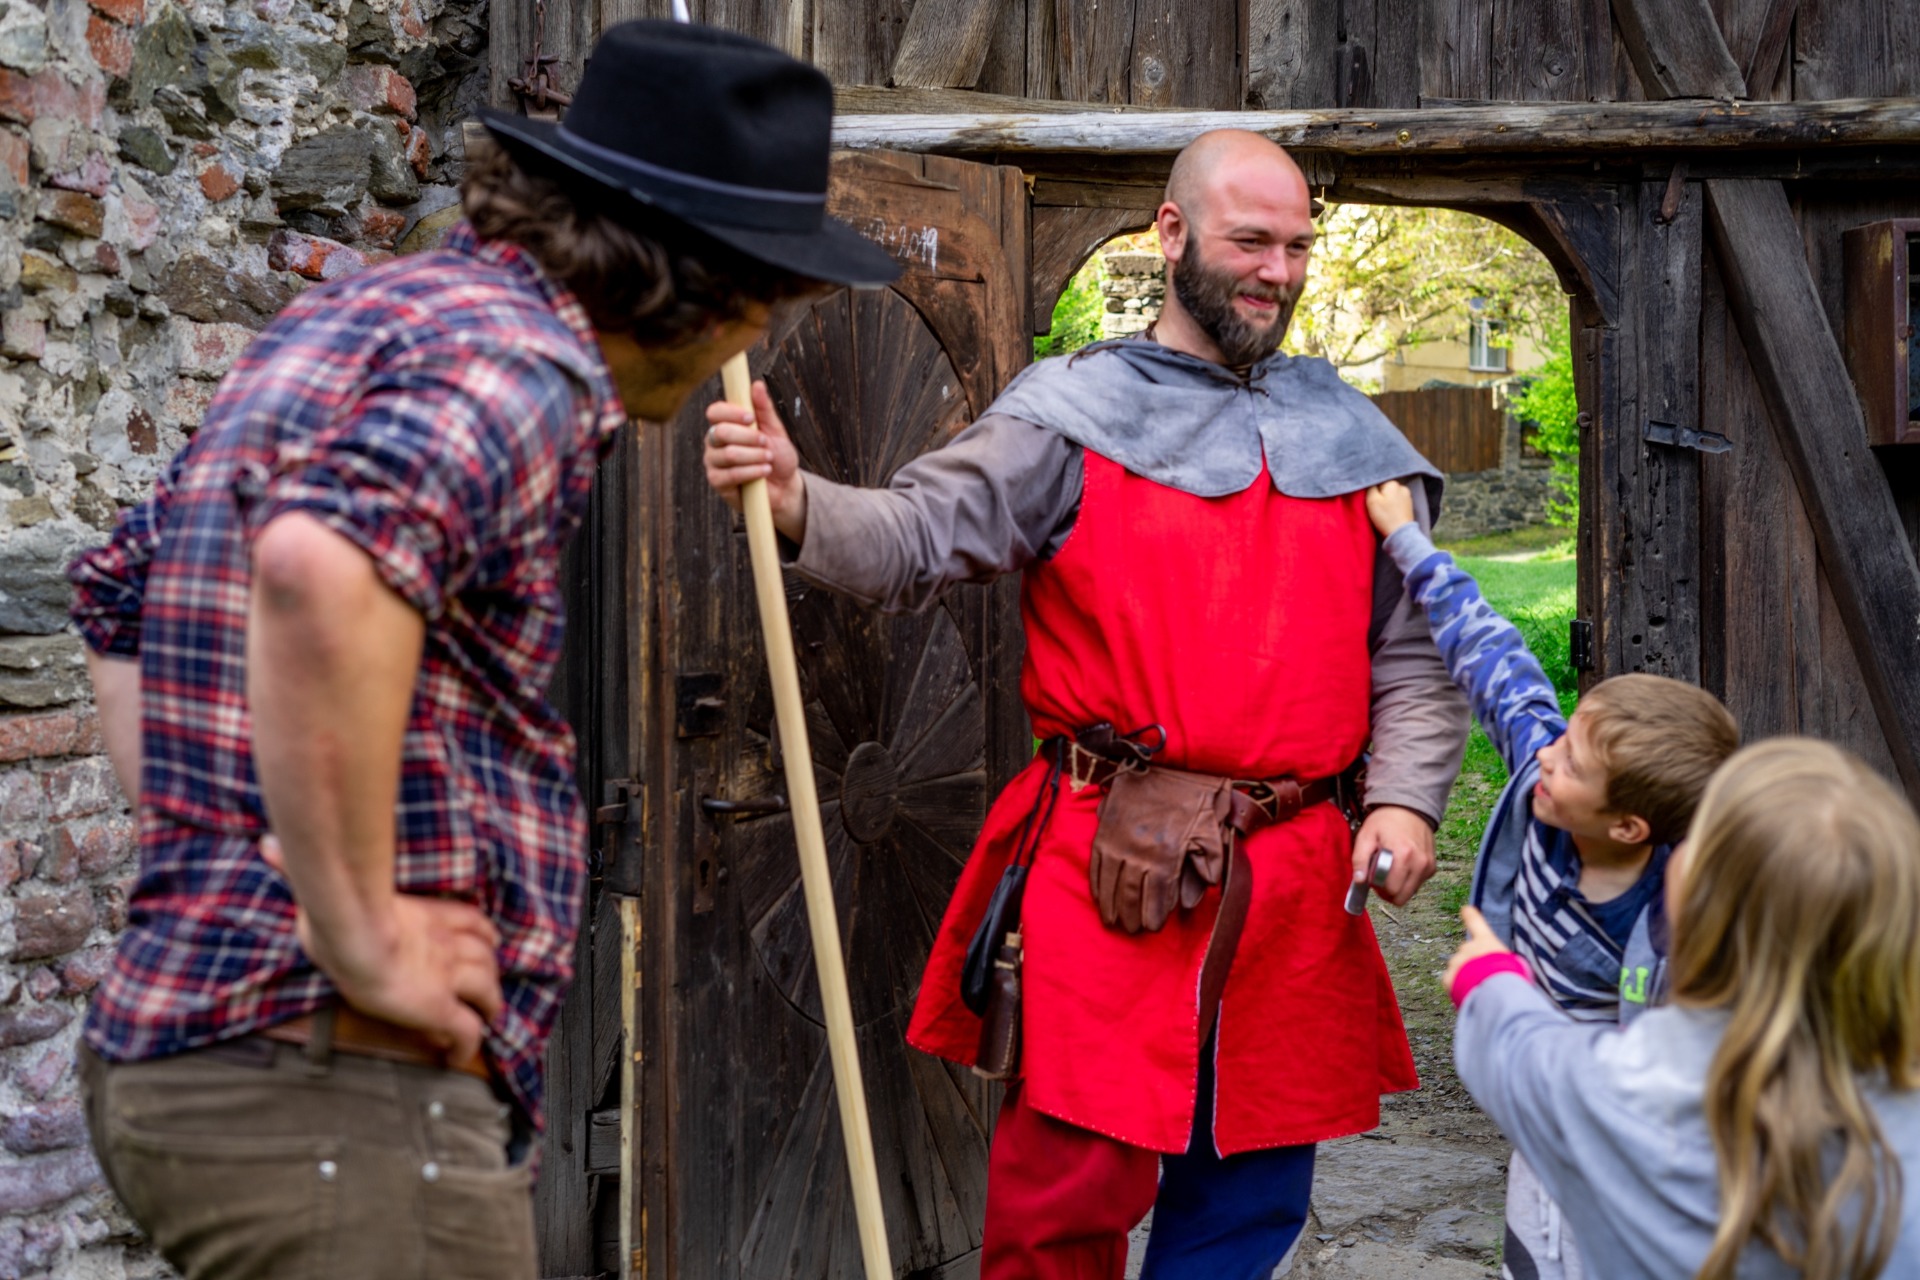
[{"left": 1448, "top": 737, "right": 1920, "bottom": 1279}]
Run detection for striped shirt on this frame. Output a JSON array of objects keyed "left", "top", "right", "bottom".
[{"left": 1509, "top": 822, "right": 1669, "bottom": 1021}]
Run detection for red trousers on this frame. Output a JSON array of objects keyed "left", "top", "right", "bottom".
[{"left": 981, "top": 1078, "right": 1160, "bottom": 1279}]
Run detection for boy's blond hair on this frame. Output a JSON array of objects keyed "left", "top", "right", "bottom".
[{"left": 1578, "top": 673, "right": 1739, "bottom": 844}]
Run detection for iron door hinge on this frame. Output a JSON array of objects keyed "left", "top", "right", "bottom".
[{"left": 1570, "top": 619, "right": 1595, "bottom": 673}]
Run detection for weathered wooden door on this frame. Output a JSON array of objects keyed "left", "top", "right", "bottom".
[{"left": 542, "top": 150, "right": 1034, "bottom": 1279}]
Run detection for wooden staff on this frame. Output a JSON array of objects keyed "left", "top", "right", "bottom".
[{"left": 723, "top": 354, "right": 895, "bottom": 1280}]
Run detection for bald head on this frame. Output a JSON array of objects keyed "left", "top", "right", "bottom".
[{"left": 1164, "top": 130, "right": 1309, "bottom": 226}]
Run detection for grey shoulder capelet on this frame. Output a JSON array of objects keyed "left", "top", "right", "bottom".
[{"left": 987, "top": 339, "right": 1443, "bottom": 505}]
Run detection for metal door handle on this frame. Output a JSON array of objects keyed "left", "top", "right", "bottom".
[{"left": 700, "top": 794, "right": 789, "bottom": 816}]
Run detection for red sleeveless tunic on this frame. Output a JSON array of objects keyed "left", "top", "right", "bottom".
[{"left": 906, "top": 451, "right": 1419, "bottom": 1154}]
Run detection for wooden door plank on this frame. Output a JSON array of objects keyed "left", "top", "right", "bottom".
[
  {"left": 892, "top": 0, "right": 1011, "bottom": 88},
  {"left": 1130, "top": 0, "right": 1243, "bottom": 108},
  {"left": 1420, "top": 0, "right": 1491, "bottom": 102},
  {"left": 1704, "top": 177, "right": 1920, "bottom": 791},
  {"left": 1052, "top": 0, "right": 1138, "bottom": 103},
  {"left": 1262, "top": 2, "right": 1330, "bottom": 105},
  {"left": 1489, "top": 0, "right": 1589, "bottom": 101},
  {"left": 972, "top": 0, "right": 1028, "bottom": 96},
  {"left": 1606, "top": 177, "right": 1705, "bottom": 681},
  {"left": 1795, "top": 0, "right": 1893, "bottom": 99},
  {"left": 1608, "top": 0, "right": 1745, "bottom": 98}
]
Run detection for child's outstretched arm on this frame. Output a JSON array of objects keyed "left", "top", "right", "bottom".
[{"left": 1366, "top": 482, "right": 1566, "bottom": 775}]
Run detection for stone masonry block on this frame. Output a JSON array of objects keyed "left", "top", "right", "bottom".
[
  {"left": 1, "top": 1100, "right": 87, "bottom": 1156},
  {"left": 38, "top": 189, "right": 103, "bottom": 236},
  {"left": 0, "top": 1003, "right": 72, "bottom": 1049},
  {"left": 0, "top": 710, "right": 101, "bottom": 763},
  {"left": 0, "top": 309, "right": 46, "bottom": 360},
  {"left": 0, "top": 1147, "right": 102, "bottom": 1215},
  {"left": 50, "top": 149, "right": 111, "bottom": 196},
  {"left": 85, "top": 15, "right": 133, "bottom": 80},
  {"left": 0, "top": 771, "right": 47, "bottom": 824},
  {"left": 0, "top": 840, "right": 27, "bottom": 887},
  {"left": 171, "top": 316, "right": 255, "bottom": 378},
  {"left": 19, "top": 249, "right": 77, "bottom": 293},
  {"left": 0, "top": 67, "right": 105, "bottom": 129},
  {"left": 89, "top": 0, "right": 148, "bottom": 24},
  {"left": 31, "top": 829, "right": 78, "bottom": 883},
  {"left": 0, "top": 128, "right": 25, "bottom": 188},
  {"left": 343, "top": 62, "right": 415, "bottom": 118},
  {"left": 43, "top": 757, "right": 116, "bottom": 820},
  {"left": 24, "top": 968, "right": 59, "bottom": 1000},
  {"left": 268, "top": 227, "right": 368, "bottom": 281},
  {"left": 198, "top": 158, "right": 240, "bottom": 201},
  {"left": 60, "top": 945, "right": 114, "bottom": 994},
  {"left": 11, "top": 887, "right": 97, "bottom": 958},
  {"left": 61, "top": 814, "right": 136, "bottom": 876},
  {"left": 0, "top": 636, "right": 92, "bottom": 710}
]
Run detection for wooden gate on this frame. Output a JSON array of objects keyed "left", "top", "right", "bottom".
[{"left": 540, "top": 151, "right": 1034, "bottom": 1279}]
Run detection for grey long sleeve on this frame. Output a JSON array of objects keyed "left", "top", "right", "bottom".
[
  {"left": 793, "top": 418, "right": 1467, "bottom": 821},
  {"left": 792, "top": 414, "right": 1082, "bottom": 614},
  {"left": 1363, "top": 478, "right": 1470, "bottom": 824}
]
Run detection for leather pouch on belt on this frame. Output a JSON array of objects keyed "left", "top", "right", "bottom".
[{"left": 1089, "top": 767, "right": 1234, "bottom": 933}]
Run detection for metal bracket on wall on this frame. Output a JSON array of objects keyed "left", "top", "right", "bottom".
[
  {"left": 1643, "top": 420, "right": 1732, "bottom": 454},
  {"left": 1570, "top": 619, "right": 1595, "bottom": 672}
]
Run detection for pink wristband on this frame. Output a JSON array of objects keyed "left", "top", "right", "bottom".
[{"left": 1450, "top": 952, "right": 1531, "bottom": 1008}]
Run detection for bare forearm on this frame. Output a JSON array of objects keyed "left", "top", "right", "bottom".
[
  {"left": 247, "top": 514, "right": 425, "bottom": 985},
  {"left": 86, "top": 651, "right": 142, "bottom": 804}
]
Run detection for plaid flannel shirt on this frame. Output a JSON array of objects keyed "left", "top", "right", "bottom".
[{"left": 67, "top": 223, "right": 627, "bottom": 1124}]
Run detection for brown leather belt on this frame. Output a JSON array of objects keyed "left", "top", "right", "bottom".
[
  {"left": 259, "top": 1005, "right": 491, "bottom": 1081},
  {"left": 1053, "top": 737, "right": 1342, "bottom": 831}
]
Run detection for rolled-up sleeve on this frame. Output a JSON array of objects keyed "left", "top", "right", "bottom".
[
  {"left": 68, "top": 446, "right": 193, "bottom": 657},
  {"left": 1364, "top": 476, "right": 1469, "bottom": 823},
  {"left": 792, "top": 413, "right": 1083, "bottom": 614},
  {"left": 241, "top": 342, "right": 590, "bottom": 618}
]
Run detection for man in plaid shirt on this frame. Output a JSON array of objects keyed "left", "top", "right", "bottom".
[{"left": 65, "top": 21, "right": 896, "bottom": 1280}]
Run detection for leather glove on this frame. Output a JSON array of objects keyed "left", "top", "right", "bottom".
[{"left": 1089, "top": 767, "right": 1233, "bottom": 933}]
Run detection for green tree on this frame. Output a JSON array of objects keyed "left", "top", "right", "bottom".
[
  {"left": 1286, "top": 204, "right": 1564, "bottom": 376},
  {"left": 1035, "top": 254, "right": 1106, "bottom": 358},
  {"left": 1508, "top": 309, "right": 1580, "bottom": 527}
]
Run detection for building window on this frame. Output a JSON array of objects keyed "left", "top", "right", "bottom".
[{"left": 1467, "top": 301, "right": 1509, "bottom": 373}]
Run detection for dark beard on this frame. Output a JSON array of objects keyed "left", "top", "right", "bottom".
[{"left": 1170, "top": 240, "right": 1299, "bottom": 369}]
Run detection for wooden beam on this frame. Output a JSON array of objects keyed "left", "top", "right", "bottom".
[
  {"left": 836, "top": 84, "right": 1174, "bottom": 115},
  {"left": 1704, "top": 178, "right": 1920, "bottom": 792},
  {"left": 1608, "top": 0, "right": 1746, "bottom": 99},
  {"left": 890, "top": 0, "right": 1010, "bottom": 90},
  {"left": 831, "top": 98, "right": 1920, "bottom": 158}
]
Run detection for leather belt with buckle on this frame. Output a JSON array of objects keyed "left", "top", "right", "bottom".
[{"left": 259, "top": 1004, "right": 491, "bottom": 1081}]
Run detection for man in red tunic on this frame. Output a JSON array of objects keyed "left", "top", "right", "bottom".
[{"left": 705, "top": 131, "right": 1467, "bottom": 1278}]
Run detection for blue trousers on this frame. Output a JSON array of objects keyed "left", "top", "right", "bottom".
[{"left": 1139, "top": 1033, "right": 1317, "bottom": 1280}]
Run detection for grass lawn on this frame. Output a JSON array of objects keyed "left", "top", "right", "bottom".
[{"left": 1429, "top": 534, "right": 1578, "bottom": 912}]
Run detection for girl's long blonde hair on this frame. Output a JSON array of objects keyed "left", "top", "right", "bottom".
[{"left": 1669, "top": 738, "right": 1920, "bottom": 1280}]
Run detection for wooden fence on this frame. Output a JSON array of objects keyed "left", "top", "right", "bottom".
[{"left": 1371, "top": 385, "right": 1505, "bottom": 474}]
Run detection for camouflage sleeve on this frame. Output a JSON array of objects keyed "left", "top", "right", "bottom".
[{"left": 1380, "top": 521, "right": 1566, "bottom": 774}]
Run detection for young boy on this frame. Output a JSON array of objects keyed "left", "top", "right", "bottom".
[{"left": 1365, "top": 481, "right": 1739, "bottom": 1280}]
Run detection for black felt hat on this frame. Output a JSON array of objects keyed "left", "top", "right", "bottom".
[{"left": 479, "top": 20, "right": 901, "bottom": 288}]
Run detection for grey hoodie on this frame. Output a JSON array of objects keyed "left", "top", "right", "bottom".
[{"left": 1457, "top": 973, "right": 1920, "bottom": 1278}]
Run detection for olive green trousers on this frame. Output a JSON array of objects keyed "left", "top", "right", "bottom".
[{"left": 80, "top": 1036, "right": 537, "bottom": 1280}]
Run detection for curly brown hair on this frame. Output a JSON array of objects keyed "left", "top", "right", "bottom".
[{"left": 460, "top": 134, "right": 820, "bottom": 345}]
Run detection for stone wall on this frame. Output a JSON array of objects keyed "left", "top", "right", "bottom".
[
  {"left": 1100, "top": 247, "right": 1163, "bottom": 339},
  {"left": 1428, "top": 413, "right": 1559, "bottom": 541},
  {"left": 0, "top": 0, "right": 485, "bottom": 1267}
]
